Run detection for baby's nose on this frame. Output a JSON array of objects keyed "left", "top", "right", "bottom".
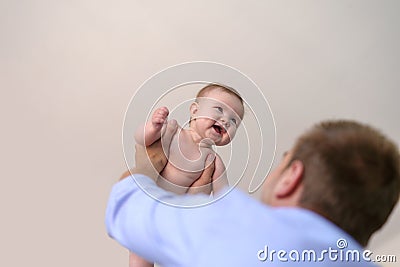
[{"left": 220, "top": 118, "right": 229, "bottom": 127}]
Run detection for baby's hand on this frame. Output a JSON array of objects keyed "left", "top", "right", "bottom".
[{"left": 152, "top": 107, "right": 169, "bottom": 130}]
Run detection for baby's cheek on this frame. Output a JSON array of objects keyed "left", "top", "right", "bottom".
[{"left": 228, "top": 130, "right": 236, "bottom": 140}]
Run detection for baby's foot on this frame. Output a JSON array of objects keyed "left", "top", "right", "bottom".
[{"left": 151, "top": 106, "right": 169, "bottom": 132}]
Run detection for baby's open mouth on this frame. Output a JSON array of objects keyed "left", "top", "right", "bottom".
[{"left": 212, "top": 124, "right": 226, "bottom": 135}]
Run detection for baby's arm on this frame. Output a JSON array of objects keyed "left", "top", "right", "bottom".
[
  {"left": 211, "top": 155, "right": 229, "bottom": 193},
  {"left": 134, "top": 107, "right": 169, "bottom": 147},
  {"left": 130, "top": 110, "right": 170, "bottom": 267},
  {"left": 131, "top": 110, "right": 170, "bottom": 267}
]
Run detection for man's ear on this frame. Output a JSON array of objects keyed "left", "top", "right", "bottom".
[
  {"left": 190, "top": 102, "right": 199, "bottom": 117},
  {"left": 274, "top": 160, "right": 304, "bottom": 198}
]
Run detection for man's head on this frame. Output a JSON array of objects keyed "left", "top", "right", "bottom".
[
  {"left": 189, "top": 84, "right": 244, "bottom": 146},
  {"left": 262, "top": 120, "right": 400, "bottom": 246}
]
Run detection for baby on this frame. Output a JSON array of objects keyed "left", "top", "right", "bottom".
[
  {"left": 134, "top": 83, "right": 244, "bottom": 194},
  {"left": 130, "top": 83, "right": 244, "bottom": 267}
]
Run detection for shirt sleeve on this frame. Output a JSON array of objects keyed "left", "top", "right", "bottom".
[{"left": 105, "top": 174, "right": 215, "bottom": 265}]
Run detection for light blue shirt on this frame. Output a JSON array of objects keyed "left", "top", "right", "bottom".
[{"left": 105, "top": 175, "right": 378, "bottom": 266}]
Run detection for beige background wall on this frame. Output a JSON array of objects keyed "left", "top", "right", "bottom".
[{"left": 1, "top": 1, "right": 399, "bottom": 266}]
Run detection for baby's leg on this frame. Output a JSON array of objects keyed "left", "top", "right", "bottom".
[
  {"left": 135, "top": 107, "right": 169, "bottom": 146},
  {"left": 129, "top": 252, "right": 154, "bottom": 267}
]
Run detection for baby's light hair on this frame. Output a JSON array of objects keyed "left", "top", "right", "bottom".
[{"left": 196, "top": 83, "right": 244, "bottom": 119}]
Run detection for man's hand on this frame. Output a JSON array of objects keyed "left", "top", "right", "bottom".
[
  {"left": 129, "top": 252, "right": 153, "bottom": 267},
  {"left": 120, "top": 118, "right": 216, "bottom": 194},
  {"left": 120, "top": 119, "right": 178, "bottom": 180},
  {"left": 186, "top": 154, "right": 215, "bottom": 195}
]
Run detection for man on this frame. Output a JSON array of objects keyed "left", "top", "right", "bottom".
[{"left": 106, "top": 119, "right": 400, "bottom": 266}]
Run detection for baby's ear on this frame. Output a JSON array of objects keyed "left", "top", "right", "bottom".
[{"left": 190, "top": 102, "right": 199, "bottom": 116}]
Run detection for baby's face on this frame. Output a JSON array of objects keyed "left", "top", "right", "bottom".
[{"left": 191, "top": 90, "right": 244, "bottom": 146}]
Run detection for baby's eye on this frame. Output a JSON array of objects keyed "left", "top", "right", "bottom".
[
  {"left": 215, "top": 107, "right": 223, "bottom": 112},
  {"left": 231, "top": 118, "right": 237, "bottom": 125}
]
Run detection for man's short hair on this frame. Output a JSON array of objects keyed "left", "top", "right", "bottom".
[{"left": 293, "top": 120, "right": 400, "bottom": 246}]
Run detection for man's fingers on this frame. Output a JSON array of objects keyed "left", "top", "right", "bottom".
[
  {"left": 135, "top": 143, "right": 147, "bottom": 161},
  {"left": 135, "top": 143, "right": 156, "bottom": 171},
  {"left": 144, "top": 140, "right": 167, "bottom": 175},
  {"left": 161, "top": 119, "right": 178, "bottom": 141},
  {"left": 119, "top": 144, "right": 153, "bottom": 180},
  {"left": 187, "top": 154, "right": 215, "bottom": 194},
  {"left": 202, "top": 154, "right": 216, "bottom": 182},
  {"left": 161, "top": 119, "right": 178, "bottom": 157},
  {"left": 129, "top": 119, "right": 177, "bottom": 180}
]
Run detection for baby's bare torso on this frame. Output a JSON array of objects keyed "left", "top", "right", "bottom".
[{"left": 158, "top": 128, "right": 215, "bottom": 194}]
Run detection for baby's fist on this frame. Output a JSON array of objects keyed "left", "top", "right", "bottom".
[{"left": 152, "top": 107, "right": 169, "bottom": 127}]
